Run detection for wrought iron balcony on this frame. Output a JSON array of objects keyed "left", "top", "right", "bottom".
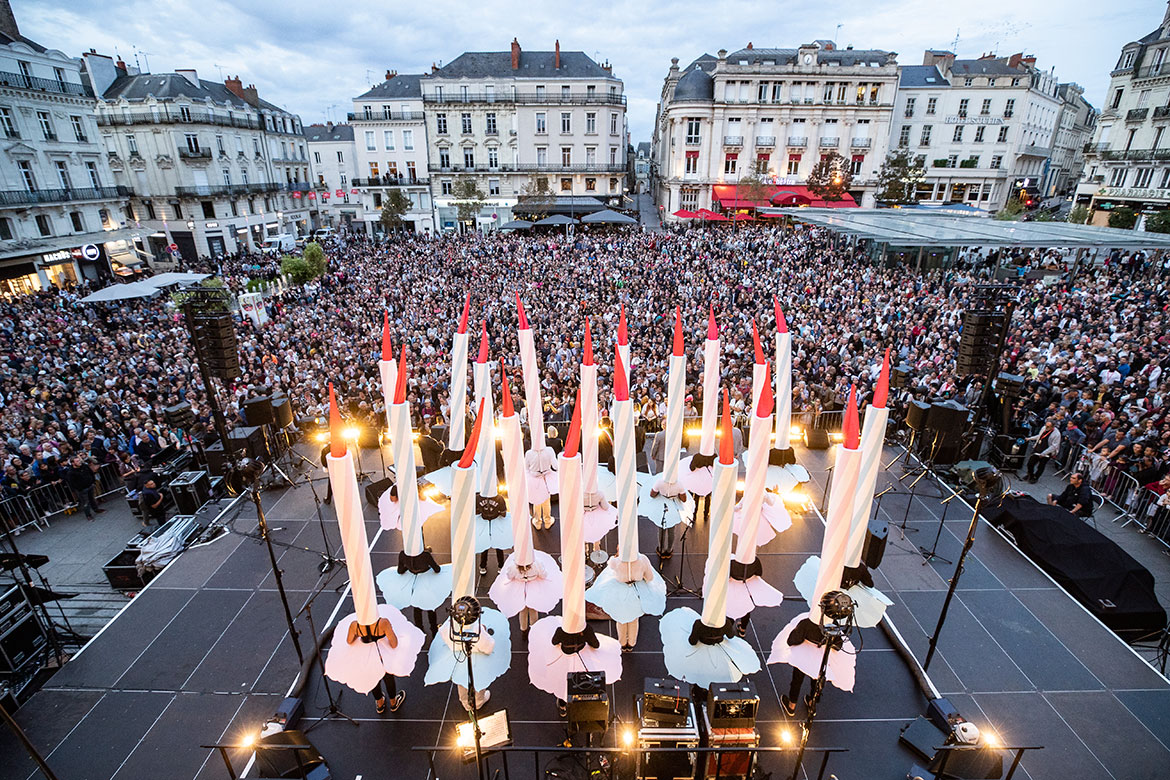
[
  {"left": 723, "top": 135, "right": 743, "bottom": 146},
  {"left": 96, "top": 109, "right": 260, "bottom": 129},
  {"left": 0, "top": 185, "right": 130, "bottom": 206},
  {"left": 850, "top": 138, "right": 872, "bottom": 149},
  {"left": 755, "top": 136, "right": 776, "bottom": 147},
  {"left": 178, "top": 148, "right": 211, "bottom": 160},
  {"left": 1127, "top": 108, "right": 1150, "bottom": 122},
  {"left": 350, "top": 176, "right": 429, "bottom": 187},
  {"left": 1155, "top": 106, "right": 1170, "bottom": 120},
  {"left": 347, "top": 111, "right": 426, "bottom": 121},
  {"left": 786, "top": 136, "right": 807, "bottom": 148},
  {"left": 423, "top": 92, "right": 625, "bottom": 106},
  {"left": 819, "top": 137, "right": 840, "bottom": 148},
  {"left": 0, "top": 71, "right": 92, "bottom": 97}
]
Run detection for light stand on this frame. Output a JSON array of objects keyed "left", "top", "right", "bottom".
[
  {"left": 789, "top": 591, "right": 855, "bottom": 780},
  {"left": 923, "top": 467, "right": 1005, "bottom": 671},
  {"left": 242, "top": 459, "right": 304, "bottom": 665},
  {"left": 300, "top": 577, "right": 357, "bottom": 733},
  {"left": 450, "top": 595, "right": 486, "bottom": 780}
]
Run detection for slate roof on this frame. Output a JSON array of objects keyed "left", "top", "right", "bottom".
[
  {"left": 636, "top": 142, "right": 650, "bottom": 157},
  {"left": 723, "top": 46, "right": 894, "bottom": 67},
  {"left": 356, "top": 73, "right": 423, "bottom": 100},
  {"left": 102, "top": 73, "right": 291, "bottom": 114},
  {"left": 0, "top": 30, "right": 46, "bottom": 53},
  {"left": 948, "top": 58, "right": 1028, "bottom": 77},
  {"left": 428, "top": 50, "right": 617, "bottom": 80},
  {"left": 673, "top": 66, "right": 714, "bottom": 101},
  {"left": 898, "top": 65, "right": 949, "bottom": 88},
  {"left": 304, "top": 124, "right": 354, "bottom": 142}
]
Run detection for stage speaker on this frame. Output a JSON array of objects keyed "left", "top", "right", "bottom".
[
  {"left": 862, "top": 522, "right": 888, "bottom": 570},
  {"left": 926, "top": 401, "right": 968, "bottom": 438},
  {"left": 253, "top": 729, "right": 329, "bottom": 779},
  {"left": 906, "top": 400, "right": 930, "bottom": 431},
  {"left": 271, "top": 396, "right": 294, "bottom": 428},
  {"left": 192, "top": 312, "right": 240, "bottom": 380},
  {"left": 243, "top": 396, "right": 275, "bottom": 427},
  {"left": 708, "top": 680, "right": 759, "bottom": 728},
  {"left": 366, "top": 478, "right": 394, "bottom": 507},
  {"left": 165, "top": 402, "right": 195, "bottom": 429},
  {"left": 804, "top": 428, "right": 830, "bottom": 449},
  {"left": 229, "top": 425, "right": 268, "bottom": 460},
  {"left": 643, "top": 678, "right": 689, "bottom": 727},
  {"left": 567, "top": 671, "right": 609, "bottom": 732},
  {"left": 169, "top": 470, "right": 211, "bottom": 515},
  {"left": 892, "top": 364, "right": 911, "bottom": 389},
  {"left": 995, "top": 372, "right": 1025, "bottom": 399}
]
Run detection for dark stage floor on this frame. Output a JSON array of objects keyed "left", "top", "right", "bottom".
[{"left": 3, "top": 443, "right": 1168, "bottom": 780}]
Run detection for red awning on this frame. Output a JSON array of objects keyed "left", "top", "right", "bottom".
[
  {"left": 730, "top": 213, "right": 755, "bottom": 221},
  {"left": 672, "top": 209, "right": 697, "bottom": 218},
  {"left": 770, "top": 186, "right": 858, "bottom": 208},
  {"left": 696, "top": 208, "right": 729, "bottom": 221},
  {"left": 718, "top": 198, "right": 770, "bottom": 209}
]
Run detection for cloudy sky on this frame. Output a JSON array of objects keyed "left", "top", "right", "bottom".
[{"left": 18, "top": 0, "right": 1165, "bottom": 141}]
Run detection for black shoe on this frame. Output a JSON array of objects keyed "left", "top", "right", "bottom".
[
  {"left": 781, "top": 695, "right": 797, "bottom": 716},
  {"left": 390, "top": 691, "right": 406, "bottom": 712},
  {"left": 375, "top": 696, "right": 386, "bottom": 714},
  {"left": 557, "top": 699, "right": 568, "bottom": 718},
  {"left": 735, "top": 623, "right": 747, "bottom": 638},
  {"left": 657, "top": 548, "right": 673, "bottom": 560}
]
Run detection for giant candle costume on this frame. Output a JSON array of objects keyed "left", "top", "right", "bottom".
[
  {"left": 678, "top": 306, "right": 721, "bottom": 496},
  {"left": 527, "top": 393, "right": 622, "bottom": 700},
  {"left": 323, "top": 383, "right": 425, "bottom": 694},
  {"left": 771, "top": 387, "right": 862, "bottom": 692},
  {"left": 767, "top": 299, "right": 809, "bottom": 488},
  {"left": 518, "top": 294, "right": 559, "bottom": 505},
  {"left": 645, "top": 306, "right": 693, "bottom": 531},
  {"left": 472, "top": 322, "right": 513, "bottom": 553},
  {"left": 661, "top": 391, "right": 761, "bottom": 688},
  {"left": 579, "top": 317, "right": 618, "bottom": 543}
]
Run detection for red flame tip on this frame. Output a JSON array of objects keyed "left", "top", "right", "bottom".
[
  {"left": 458, "top": 399, "right": 486, "bottom": 469},
  {"left": 751, "top": 319, "right": 765, "bottom": 365},
  {"left": 563, "top": 389, "right": 582, "bottom": 458},
  {"left": 381, "top": 312, "right": 393, "bottom": 361},
  {"left": 328, "top": 383, "right": 346, "bottom": 457},
  {"left": 719, "top": 388, "right": 734, "bottom": 465},
  {"left": 476, "top": 320, "right": 489, "bottom": 363},
  {"left": 843, "top": 385, "right": 860, "bottom": 449},
  {"left": 614, "top": 344, "right": 629, "bottom": 402},
  {"left": 773, "top": 296, "right": 788, "bottom": 334},
  {"left": 873, "top": 348, "right": 891, "bottom": 409},
  {"left": 672, "top": 306, "right": 684, "bottom": 356},
  {"left": 457, "top": 293, "right": 470, "bottom": 334}
]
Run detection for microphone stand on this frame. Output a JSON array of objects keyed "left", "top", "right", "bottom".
[
  {"left": 665, "top": 495, "right": 701, "bottom": 597},
  {"left": 300, "top": 572, "right": 357, "bottom": 732},
  {"left": 917, "top": 491, "right": 958, "bottom": 565}
]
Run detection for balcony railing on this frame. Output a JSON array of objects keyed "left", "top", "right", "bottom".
[
  {"left": 0, "top": 71, "right": 92, "bottom": 97},
  {"left": 1099, "top": 148, "right": 1170, "bottom": 162},
  {"left": 96, "top": 109, "right": 260, "bottom": 129},
  {"left": 1135, "top": 62, "right": 1170, "bottom": 79},
  {"left": 1083, "top": 142, "right": 1111, "bottom": 153},
  {"left": 1127, "top": 108, "right": 1150, "bottom": 122},
  {"left": 347, "top": 111, "right": 425, "bottom": 121},
  {"left": 0, "top": 185, "right": 130, "bottom": 207},
  {"left": 755, "top": 136, "right": 776, "bottom": 147},
  {"left": 178, "top": 148, "right": 211, "bottom": 160},
  {"left": 285, "top": 182, "right": 313, "bottom": 192},
  {"left": 1155, "top": 106, "right": 1170, "bottom": 120},
  {"left": 423, "top": 92, "right": 625, "bottom": 106},
  {"left": 351, "top": 176, "right": 428, "bottom": 187},
  {"left": 850, "top": 138, "right": 872, "bottom": 149},
  {"left": 1019, "top": 144, "right": 1051, "bottom": 157},
  {"left": 787, "top": 136, "right": 807, "bottom": 147},
  {"left": 271, "top": 156, "right": 306, "bottom": 165},
  {"left": 819, "top": 136, "right": 839, "bottom": 148},
  {"left": 174, "top": 183, "right": 281, "bottom": 197},
  {"left": 430, "top": 163, "right": 625, "bottom": 174},
  {"left": 723, "top": 135, "right": 743, "bottom": 146}
]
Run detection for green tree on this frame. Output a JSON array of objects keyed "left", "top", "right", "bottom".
[
  {"left": 519, "top": 175, "right": 554, "bottom": 220},
  {"left": 875, "top": 149, "right": 926, "bottom": 205},
  {"left": 1145, "top": 210, "right": 1170, "bottom": 233},
  {"left": 736, "top": 157, "right": 774, "bottom": 206},
  {"left": 1108, "top": 207, "right": 1138, "bottom": 230},
  {"left": 302, "top": 241, "right": 327, "bottom": 276},
  {"left": 452, "top": 175, "right": 486, "bottom": 228},
  {"left": 994, "top": 197, "right": 1025, "bottom": 221},
  {"left": 379, "top": 190, "right": 412, "bottom": 233},
  {"left": 1067, "top": 204, "right": 1091, "bottom": 224},
  {"left": 280, "top": 255, "right": 316, "bottom": 284},
  {"left": 806, "top": 151, "right": 852, "bottom": 201}
]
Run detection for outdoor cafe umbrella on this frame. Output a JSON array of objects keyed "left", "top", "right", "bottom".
[
  {"left": 581, "top": 209, "right": 636, "bottom": 225},
  {"left": 78, "top": 281, "right": 160, "bottom": 303},
  {"left": 534, "top": 214, "right": 578, "bottom": 225},
  {"left": 500, "top": 220, "right": 534, "bottom": 230},
  {"left": 672, "top": 209, "right": 697, "bottom": 219}
]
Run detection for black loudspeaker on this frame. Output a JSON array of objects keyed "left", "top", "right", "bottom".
[
  {"left": 366, "top": 478, "right": 394, "bottom": 507},
  {"left": 926, "top": 401, "right": 968, "bottom": 437},
  {"left": 996, "top": 372, "right": 1025, "bottom": 398},
  {"left": 643, "top": 678, "right": 689, "bottom": 726},
  {"left": 567, "top": 671, "right": 609, "bottom": 732},
  {"left": 192, "top": 312, "right": 240, "bottom": 380},
  {"left": 804, "top": 428, "right": 830, "bottom": 449},
  {"left": 891, "top": 365, "right": 911, "bottom": 389},
  {"left": 272, "top": 396, "right": 294, "bottom": 428},
  {"left": 862, "top": 522, "right": 888, "bottom": 569},
  {"left": 229, "top": 425, "right": 268, "bottom": 460},
  {"left": 253, "top": 729, "right": 329, "bottom": 779},
  {"left": 165, "top": 402, "right": 195, "bottom": 429},
  {"left": 906, "top": 400, "right": 930, "bottom": 431},
  {"left": 243, "top": 395, "right": 275, "bottom": 427},
  {"left": 708, "top": 680, "right": 759, "bottom": 728}
]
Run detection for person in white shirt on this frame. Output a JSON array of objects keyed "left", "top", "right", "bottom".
[{"left": 1025, "top": 418, "right": 1061, "bottom": 483}]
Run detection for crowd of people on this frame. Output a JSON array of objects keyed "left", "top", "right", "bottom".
[{"left": 1, "top": 221, "right": 1167, "bottom": 528}]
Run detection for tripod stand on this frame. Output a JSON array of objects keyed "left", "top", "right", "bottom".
[
  {"left": 917, "top": 491, "right": 958, "bottom": 566},
  {"left": 300, "top": 581, "right": 358, "bottom": 733},
  {"left": 664, "top": 495, "right": 701, "bottom": 597}
]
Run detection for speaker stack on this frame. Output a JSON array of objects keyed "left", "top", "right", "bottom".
[
  {"left": 164, "top": 402, "right": 196, "bottom": 430},
  {"left": 703, "top": 680, "right": 760, "bottom": 780},
  {"left": 925, "top": 400, "right": 970, "bottom": 465},
  {"left": 957, "top": 311, "right": 1006, "bottom": 376},
  {"left": 192, "top": 311, "right": 241, "bottom": 380}
]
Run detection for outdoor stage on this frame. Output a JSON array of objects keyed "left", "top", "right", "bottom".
[{"left": 2, "top": 442, "right": 1168, "bottom": 780}]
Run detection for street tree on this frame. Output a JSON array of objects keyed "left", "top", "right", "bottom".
[
  {"left": 875, "top": 149, "right": 926, "bottom": 204},
  {"left": 379, "top": 190, "right": 412, "bottom": 233},
  {"left": 806, "top": 151, "right": 852, "bottom": 201},
  {"left": 452, "top": 175, "right": 486, "bottom": 229}
]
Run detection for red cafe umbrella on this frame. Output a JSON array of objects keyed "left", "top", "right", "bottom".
[{"left": 672, "top": 209, "right": 697, "bottom": 219}]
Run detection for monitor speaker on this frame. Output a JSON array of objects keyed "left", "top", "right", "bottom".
[
  {"left": 272, "top": 396, "right": 294, "bottom": 428},
  {"left": 926, "top": 401, "right": 968, "bottom": 437},
  {"left": 567, "top": 671, "right": 608, "bottom": 732},
  {"left": 708, "top": 680, "right": 759, "bottom": 728},
  {"left": 863, "top": 522, "right": 888, "bottom": 569},
  {"left": 243, "top": 396, "right": 275, "bottom": 427},
  {"left": 804, "top": 428, "right": 830, "bottom": 449},
  {"left": 253, "top": 730, "right": 329, "bottom": 779},
  {"left": 365, "top": 478, "right": 394, "bottom": 507},
  {"left": 906, "top": 400, "right": 930, "bottom": 431}
]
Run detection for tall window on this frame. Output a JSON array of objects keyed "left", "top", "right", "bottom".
[
  {"left": 898, "top": 125, "right": 910, "bottom": 147},
  {"left": 184, "top": 134, "right": 201, "bottom": 153},
  {"left": 561, "top": 112, "right": 571, "bottom": 133},
  {"left": 436, "top": 113, "right": 448, "bottom": 134},
  {"left": 402, "top": 130, "right": 413, "bottom": 150},
  {"left": 685, "top": 118, "right": 701, "bottom": 144},
  {"left": 463, "top": 147, "right": 475, "bottom": 168},
  {"left": 179, "top": 105, "right": 192, "bottom": 122},
  {"left": 787, "top": 153, "right": 801, "bottom": 175},
  {"left": 586, "top": 147, "right": 596, "bottom": 166},
  {"left": 70, "top": 115, "right": 86, "bottom": 142},
  {"left": 997, "top": 126, "right": 1009, "bottom": 143},
  {"left": 850, "top": 154, "right": 864, "bottom": 176},
  {"left": 461, "top": 113, "right": 472, "bottom": 134},
  {"left": 486, "top": 113, "right": 497, "bottom": 134},
  {"left": 55, "top": 160, "right": 71, "bottom": 189},
  {"left": 37, "top": 111, "right": 55, "bottom": 140},
  {"left": 337, "top": 150, "right": 345, "bottom": 162},
  {"left": 685, "top": 150, "right": 699, "bottom": 174},
  {"left": 537, "top": 147, "right": 547, "bottom": 166},
  {"left": 952, "top": 125, "right": 963, "bottom": 142},
  {"left": 586, "top": 112, "right": 596, "bottom": 133},
  {"left": 439, "top": 148, "right": 450, "bottom": 168},
  {"left": 920, "top": 125, "right": 932, "bottom": 145},
  {"left": 562, "top": 85, "right": 570, "bottom": 99},
  {"left": 384, "top": 130, "right": 394, "bottom": 149},
  {"left": 0, "top": 107, "right": 17, "bottom": 138},
  {"left": 990, "top": 155, "right": 1003, "bottom": 169},
  {"left": 85, "top": 161, "right": 100, "bottom": 188},
  {"left": 35, "top": 215, "right": 51, "bottom": 236},
  {"left": 561, "top": 146, "right": 572, "bottom": 166},
  {"left": 904, "top": 97, "right": 916, "bottom": 118},
  {"left": 488, "top": 148, "right": 498, "bottom": 167},
  {"left": 222, "top": 168, "right": 232, "bottom": 186},
  {"left": 981, "top": 98, "right": 992, "bottom": 115},
  {"left": 974, "top": 126, "right": 985, "bottom": 143},
  {"left": 0, "top": 218, "right": 12, "bottom": 240},
  {"left": 1004, "top": 99, "right": 1015, "bottom": 118},
  {"left": 536, "top": 113, "right": 547, "bottom": 134},
  {"left": 489, "top": 178, "right": 500, "bottom": 195},
  {"left": 724, "top": 152, "right": 737, "bottom": 174},
  {"left": 365, "top": 131, "right": 376, "bottom": 150},
  {"left": 958, "top": 99, "right": 969, "bottom": 117},
  {"left": 926, "top": 97, "right": 937, "bottom": 115}
]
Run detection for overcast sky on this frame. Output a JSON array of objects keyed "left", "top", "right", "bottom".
[{"left": 17, "top": 0, "right": 1166, "bottom": 141}]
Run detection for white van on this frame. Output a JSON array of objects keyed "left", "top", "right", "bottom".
[
  {"left": 260, "top": 234, "right": 298, "bottom": 254},
  {"left": 313, "top": 227, "right": 336, "bottom": 241}
]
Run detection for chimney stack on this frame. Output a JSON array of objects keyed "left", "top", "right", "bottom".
[
  {"left": 242, "top": 83, "right": 259, "bottom": 106},
  {"left": 115, "top": 56, "right": 127, "bottom": 71},
  {"left": 224, "top": 74, "right": 245, "bottom": 99},
  {"left": 511, "top": 37, "right": 521, "bottom": 69},
  {"left": 0, "top": 0, "right": 20, "bottom": 42},
  {"left": 555, "top": 39, "right": 561, "bottom": 69},
  {"left": 386, "top": 69, "right": 397, "bottom": 80},
  {"left": 1008, "top": 52, "right": 1023, "bottom": 69},
  {"left": 746, "top": 42, "right": 752, "bottom": 50}
]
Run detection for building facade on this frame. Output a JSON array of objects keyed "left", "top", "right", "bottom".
[
  {"left": 892, "top": 51, "right": 1064, "bottom": 212},
  {"left": 633, "top": 141, "right": 651, "bottom": 194},
  {"left": 348, "top": 72, "right": 433, "bottom": 234},
  {"left": 304, "top": 123, "right": 362, "bottom": 230},
  {"left": 0, "top": 6, "right": 134, "bottom": 295},
  {"left": 1050, "top": 83, "right": 1097, "bottom": 197},
  {"left": 86, "top": 55, "right": 313, "bottom": 263},
  {"left": 652, "top": 41, "right": 898, "bottom": 217},
  {"left": 422, "top": 39, "right": 627, "bottom": 231},
  {"left": 1076, "top": 3, "right": 1170, "bottom": 225}
]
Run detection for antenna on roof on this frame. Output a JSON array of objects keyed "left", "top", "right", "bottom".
[
  {"left": 134, "top": 47, "right": 153, "bottom": 73},
  {"left": 365, "top": 69, "right": 375, "bottom": 86},
  {"left": 835, "top": 23, "right": 842, "bottom": 43},
  {"left": 950, "top": 28, "right": 961, "bottom": 54},
  {"left": 213, "top": 63, "right": 227, "bottom": 80}
]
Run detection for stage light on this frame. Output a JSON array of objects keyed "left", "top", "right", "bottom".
[
  {"left": 779, "top": 728, "right": 795, "bottom": 745},
  {"left": 343, "top": 426, "right": 360, "bottom": 440},
  {"left": 412, "top": 431, "right": 420, "bottom": 441},
  {"left": 736, "top": 480, "right": 746, "bottom": 492},
  {"left": 314, "top": 432, "right": 330, "bottom": 443},
  {"left": 455, "top": 723, "right": 475, "bottom": 749},
  {"left": 497, "top": 481, "right": 507, "bottom": 494},
  {"left": 240, "top": 732, "right": 257, "bottom": 748},
  {"left": 423, "top": 486, "right": 439, "bottom": 500},
  {"left": 789, "top": 427, "right": 803, "bottom": 442},
  {"left": 983, "top": 731, "right": 1000, "bottom": 749},
  {"left": 782, "top": 488, "right": 806, "bottom": 505},
  {"left": 621, "top": 727, "right": 635, "bottom": 749},
  {"left": 829, "top": 432, "right": 844, "bottom": 443}
]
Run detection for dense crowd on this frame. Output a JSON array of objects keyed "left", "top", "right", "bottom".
[{"left": 1, "top": 222, "right": 1168, "bottom": 519}]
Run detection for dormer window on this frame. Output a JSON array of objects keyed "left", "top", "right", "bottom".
[{"left": 1121, "top": 50, "right": 1137, "bottom": 69}]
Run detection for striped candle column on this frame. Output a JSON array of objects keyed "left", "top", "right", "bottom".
[
  {"left": 663, "top": 307, "right": 687, "bottom": 484},
  {"left": 846, "top": 349, "right": 890, "bottom": 568},
  {"left": 390, "top": 348, "right": 424, "bottom": 556},
  {"left": 750, "top": 319, "right": 767, "bottom": 413},
  {"left": 613, "top": 346, "right": 638, "bottom": 562},
  {"left": 702, "top": 390, "right": 737, "bottom": 628},
  {"left": 499, "top": 364, "right": 534, "bottom": 566},
  {"left": 699, "top": 306, "right": 720, "bottom": 457},
  {"left": 448, "top": 293, "right": 471, "bottom": 451},
  {"left": 735, "top": 365, "right": 773, "bottom": 566},
  {"left": 773, "top": 298, "right": 792, "bottom": 446},
  {"left": 377, "top": 312, "right": 396, "bottom": 446},
  {"left": 810, "top": 387, "right": 862, "bottom": 622},
  {"left": 617, "top": 304, "right": 630, "bottom": 389},
  {"left": 517, "top": 294, "right": 546, "bottom": 450},
  {"left": 450, "top": 400, "right": 485, "bottom": 600},
  {"left": 559, "top": 394, "right": 586, "bottom": 634},
  {"left": 326, "top": 383, "right": 378, "bottom": 626},
  {"left": 473, "top": 321, "right": 498, "bottom": 498},
  {"left": 580, "top": 318, "right": 600, "bottom": 497}
]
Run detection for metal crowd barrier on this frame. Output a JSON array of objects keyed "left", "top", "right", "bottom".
[
  {"left": 26, "top": 481, "right": 78, "bottom": 524},
  {"left": 95, "top": 462, "right": 124, "bottom": 497},
  {"left": 13, "top": 463, "right": 127, "bottom": 529},
  {"left": 1126, "top": 486, "right": 1170, "bottom": 548},
  {"left": 0, "top": 494, "right": 42, "bottom": 534},
  {"left": 1052, "top": 441, "right": 1146, "bottom": 529}
]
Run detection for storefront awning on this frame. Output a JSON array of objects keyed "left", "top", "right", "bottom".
[
  {"left": 771, "top": 186, "right": 858, "bottom": 208},
  {"left": 718, "top": 198, "right": 770, "bottom": 209}
]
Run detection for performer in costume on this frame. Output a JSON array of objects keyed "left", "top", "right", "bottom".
[
  {"left": 518, "top": 294, "right": 558, "bottom": 527},
  {"left": 724, "top": 364, "right": 784, "bottom": 635},
  {"left": 418, "top": 295, "right": 471, "bottom": 498},
  {"left": 579, "top": 317, "right": 618, "bottom": 543},
  {"left": 489, "top": 363, "right": 563, "bottom": 641},
  {"left": 772, "top": 387, "right": 862, "bottom": 715},
  {"left": 678, "top": 306, "right": 722, "bottom": 522},
  {"left": 587, "top": 346, "right": 666, "bottom": 651},
  {"left": 425, "top": 400, "right": 512, "bottom": 712},
  {"left": 768, "top": 299, "right": 811, "bottom": 488},
  {"left": 472, "top": 322, "right": 513, "bottom": 575},
  {"left": 321, "top": 383, "right": 425, "bottom": 713},
  {"left": 527, "top": 391, "right": 622, "bottom": 709},
  {"left": 660, "top": 391, "right": 761, "bottom": 690},
  {"left": 376, "top": 348, "right": 453, "bottom": 635},
  {"left": 649, "top": 307, "right": 692, "bottom": 558}
]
